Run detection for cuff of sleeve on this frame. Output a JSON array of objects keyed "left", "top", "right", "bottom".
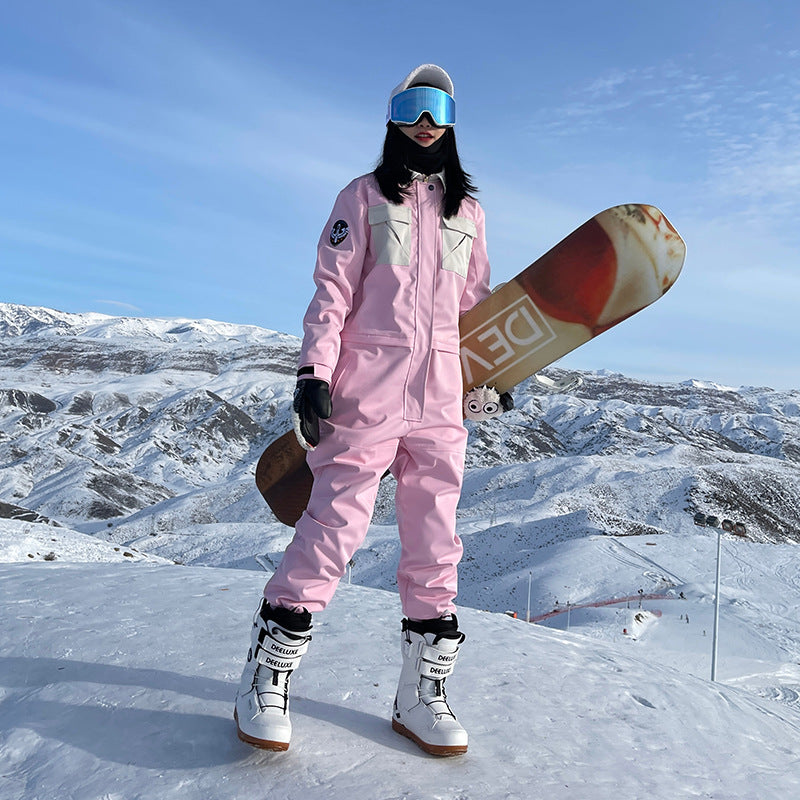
[{"left": 297, "top": 364, "right": 333, "bottom": 384}]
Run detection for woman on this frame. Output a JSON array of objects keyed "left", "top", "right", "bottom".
[{"left": 235, "top": 64, "right": 510, "bottom": 756}]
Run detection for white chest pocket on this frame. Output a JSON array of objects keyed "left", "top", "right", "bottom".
[
  {"left": 368, "top": 204, "right": 412, "bottom": 266},
  {"left": 441, "top": 216, "right": 477, "bottom": 278}
]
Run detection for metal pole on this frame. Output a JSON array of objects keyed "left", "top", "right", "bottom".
[
  {"left": 711, "top": 529, "right": 722, "bottom": 681},
  {"left": 526, "top": 572, "right": 532, "bottom": 623},
  {"left": 566, "top": 601, "right": 571, "bottom": 632}
]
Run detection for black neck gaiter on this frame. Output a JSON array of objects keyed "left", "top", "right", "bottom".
[{"left": 398, "top": 131, "right": 447, "bottom": 176}]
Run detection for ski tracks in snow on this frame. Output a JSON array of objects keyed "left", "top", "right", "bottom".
[{"left": 600, "top": 537, "right": 685, "bottom": 588}]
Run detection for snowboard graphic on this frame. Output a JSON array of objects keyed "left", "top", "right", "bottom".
[{"left": 256, "top": 204, "right": 686, "bottom": 526}]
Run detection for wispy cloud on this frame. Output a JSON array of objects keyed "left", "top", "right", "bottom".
[
  {"left": 95, "top": 299, "right": 143, "bottom": 312},
  {"left": 0, "top": 220, "right": 158, "bottom": 266},
  {"left": 0, "top": 3, "right": 376, "bottom": 200},
  {"left": 528, "top": 53, "right": 800, "bottom": 235},
  {"left": 0, "top": 71, "right": 364, "bottom": 194}
]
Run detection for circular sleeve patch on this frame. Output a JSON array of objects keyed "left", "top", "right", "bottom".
[{"left": 329, "top": 220, "right": 349, "bottom": 246}]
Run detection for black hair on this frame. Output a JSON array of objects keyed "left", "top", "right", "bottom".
[{"left": 373, "top": 122, "right": 478, "bottom": 219}]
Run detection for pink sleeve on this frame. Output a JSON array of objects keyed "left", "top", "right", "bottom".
[
  {"left": 459, "top": 202, "right": 492, "bottom": 316},
  {"left": 297, "top": 183, "right": 368, "bottom": 382}
]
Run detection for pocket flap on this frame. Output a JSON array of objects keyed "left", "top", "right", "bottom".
[
  {"left": 441, "top": 215, "right": 477, "bottom": 239},
  {"left": 368, "top": 204, "right": 412, "bottom": 225}
]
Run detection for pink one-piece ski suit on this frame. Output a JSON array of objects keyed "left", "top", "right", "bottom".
[{"left": 264, "top": 171, "right": 492, "bottom": 619}]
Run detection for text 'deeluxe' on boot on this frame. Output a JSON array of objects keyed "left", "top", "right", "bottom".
[
  {"left": 392, "top": 616, "right": 468, "bottom": 756},
  {"left": 234, "top": 599, "right": 312, "bottom": 751}
]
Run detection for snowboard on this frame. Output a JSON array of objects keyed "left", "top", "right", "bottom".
[{"left": 256, "top": 204, "right": 686, "bottom": 526}]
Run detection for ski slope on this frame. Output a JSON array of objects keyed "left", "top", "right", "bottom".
[
  {"left": 1, "top": 527, "right": 799, "bottom": 800},
  {"left": 2, "top": 303, "right": 800, "bottom": 797}
]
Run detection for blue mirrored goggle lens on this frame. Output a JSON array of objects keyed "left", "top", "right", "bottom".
[{"left": 389, "top": 87, "right": 456, "bottom": 127}]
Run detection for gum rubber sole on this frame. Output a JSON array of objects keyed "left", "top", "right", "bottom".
[
  {"left": 234, "top": 708, "right": 290, "bottom": 751},
  {"left": 391, "top": 718, "right": 468, "bottom": 757}
]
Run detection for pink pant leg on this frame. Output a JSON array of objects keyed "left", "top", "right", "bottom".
[
  {"left": 391, "top": 427, "right": 467, "bottom": 619},
  {"left": 264, "top": 437, "right": 397, "bottom": 612}
]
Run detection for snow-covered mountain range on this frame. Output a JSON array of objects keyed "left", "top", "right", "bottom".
[
  {"left": 3, "top": 297, "right": 800, "bottom": 617},
  {"left": 2, "top": 302, "right": 800, "bottom": 798},
  {"left": 2, "top": 301, "right": 798, "bottom": 547}
]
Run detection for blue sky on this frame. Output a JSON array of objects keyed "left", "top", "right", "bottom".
[{"left": 2, "top": 0, "right": 799, "bottom": 389}]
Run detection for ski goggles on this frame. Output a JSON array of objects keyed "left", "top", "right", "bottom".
[{"left": 388, "top": 86, "right": 456, "bottom": 127}]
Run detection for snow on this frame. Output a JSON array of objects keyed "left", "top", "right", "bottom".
[
  {"left": 0, "top": 519, "right": 171, "bottom": 565},
  {"left": 2, "top": 302, "right": 800, "bottom": 797},
  {"left": 0, "top": 302, "right": 287, "bottom": 345},
  {"left": 2, "top": 530, "right": 800, "bottom": 799}
]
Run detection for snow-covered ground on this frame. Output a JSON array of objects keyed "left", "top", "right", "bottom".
[
  {"left": 0, "top": 519, "right": 172, "bottom": 566},
  {"left": 2, "top": 519, "right": 799, "bottom": 799},
  {"left": 2, "top": 303, "right": 800, "bottom": 797}
]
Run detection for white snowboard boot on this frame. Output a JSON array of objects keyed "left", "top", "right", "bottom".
[
  {"left": 234, "top": 599, "right": 312, "bottom": 751},
  {"left": 391, "top": 616, "right": 468, "bottom": 756}
]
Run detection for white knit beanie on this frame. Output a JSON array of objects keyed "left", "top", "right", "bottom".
[{"left": 388, "top": 64, "right": 455, "bottom": 105}]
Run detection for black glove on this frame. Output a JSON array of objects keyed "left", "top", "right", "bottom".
[
  {"left": 499, "top": 391, "right": 514, "bottom": 412},
  {"left": 292, "top": 378, "right": 332, "bottom": 449}
]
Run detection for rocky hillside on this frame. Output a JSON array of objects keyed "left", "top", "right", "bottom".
[{"left": 1, "top": 302, "right": 798, "bottom": 543}]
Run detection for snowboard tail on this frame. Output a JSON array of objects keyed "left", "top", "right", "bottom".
[{"left": 257, "top": 204, "right": 685, "bottom": 526}]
